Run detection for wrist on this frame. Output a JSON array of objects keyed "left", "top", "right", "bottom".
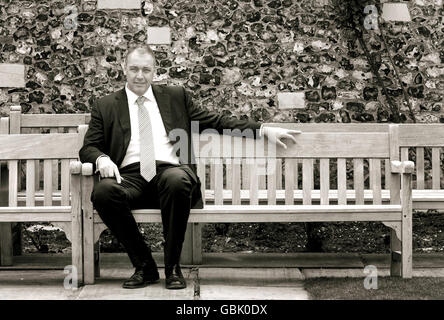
[{"left": 95, "top": 155, "right": 109, "bottom": 172}]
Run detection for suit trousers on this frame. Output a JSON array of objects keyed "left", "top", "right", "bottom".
[{"left": 91, "top": 161, "right": 197, "bottom": 269}]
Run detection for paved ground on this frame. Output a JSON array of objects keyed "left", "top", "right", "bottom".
[{"left": 0, "top": 252, "right": 443, "bottom": 300}]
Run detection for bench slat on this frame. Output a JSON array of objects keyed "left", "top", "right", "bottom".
[
  {"left": 242, "top": 159, "right": 249, "bottom": 190},
  {"left": 26, "top": 160, "right": 35, "bottom": 206},
  {"left": 267, "top": 158, "right": 276, "bottom": 205},
  {"left": 416, "top": 147, "right": 425, "bottom": 189},
  {"left": 354, "top": 159, "right": 364, "bottom": 205},
  {"left": 320, "top": 159, "right": 329, "bottom": 205},
  {"left": 231, "top": 159, "right": 241, "bottom": 205},
  {"left": 337, "top": 158, "right": 347, "bottom": 205},
  {"left": 432, "top": 148, "right": 441, "bottom": 190},
  {"left": 20, "top": 114, "right": 90, "bottom": 128},
  {"left": 384, "top": 159, "right": 391, "bottom": 190},
  {"left": 50, "top": 128, "right": 59, "bottom": 192},
  {"left": 214, "top": 161, "right": 223, "bottom": 205},
  {"left": 43, "top": 160, "right": 52, "bottom": 206},
  {"left": 197, "top": 159, "right": 206, "bottom": 204},
  {"left": 197, "top": 132, "right": 390, "bottom": 158},
  {"left": 276, "top": 159, "right": 282, "bottom": 189},
  {"left": 249, "top": 161, "right": 258, "bottom": 205},
  {"left": 90, "top": 204, "right": 403, "bottom": 223},
  {"left": 31, "top": 128, "right": 41, "bottom": 190},
  {"left": 303, "top": 159, "right": 313, "bottom": 205},
  {"left": 8, "top": 161, "right": 18, "bottom": 207},
  {"left": 370, "top": 159, "right": 382, "bottom": 205},
  {"left": 0, "top": 134, "right": 80, "bottom": 159},
  {"left": 399, "top": 124, "right": 444, "bottom": 147},
  {"left": 61, "top": 159, "right": 70, "bottom": 206},
  {"left": 0, "top": 206, "right": 72, "bottom": 222},
  {"left": 284, "top": 159, "right": 297, "bottom": 205}
]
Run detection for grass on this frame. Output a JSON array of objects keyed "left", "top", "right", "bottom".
[{"left": 305, "top": 277, "right": 444, "bottom": 300}]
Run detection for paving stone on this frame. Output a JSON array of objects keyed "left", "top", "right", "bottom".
[
  {"left": 0, "top": 64, "right": 25, "bottom": 88},
  {"left": 382, "top": 3, "right": 411, "bottom": 22},
  {"left": 198, "top": 267, "right": 305, "bottom": 286},
  {"left": 147, "top": 27, "right": 171, "bottom": 45},
  {"left": 76, "top": 268, "right": 195, "bottom": 300},
  {"left": 97, "top": 0, "right": 141, "bottom": 9},
  {"left": 0, "top": 270, "right": 81, "bottom": 300},
  {"left": 199, "top": 285, "right": 309, "bottom": 300},
  {"left": 302, "top": 268, "right": 390, "bottom": 278}
]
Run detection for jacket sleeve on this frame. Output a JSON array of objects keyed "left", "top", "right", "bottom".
[
  {"left": 79, "top": 100, "right": 107, "bottom": 171},
  {"left": 183, "top": 88, "right": 262, "bottom": 138}
]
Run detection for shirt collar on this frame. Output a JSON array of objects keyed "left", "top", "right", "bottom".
[{"left": 125, "top": 83, "right": 155, "bottom": 105}]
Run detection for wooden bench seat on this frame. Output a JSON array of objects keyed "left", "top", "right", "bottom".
[{"left": 15, "top": 189, "right": 444, "bottom": 207}]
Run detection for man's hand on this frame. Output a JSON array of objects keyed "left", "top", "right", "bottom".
[
  {"left": 262, "top": 126, "right": 301, "bottom": 149},
  {"left": 96, "top": 156, "right": 122, "bottom": 184}
]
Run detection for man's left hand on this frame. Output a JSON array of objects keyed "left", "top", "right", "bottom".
[{"left": 262, "top": 126, "right": 301, "bottom": 149}]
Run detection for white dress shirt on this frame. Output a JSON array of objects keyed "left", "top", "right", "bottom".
[{"left": 119, "top": 84, "right": 180, "bottom": 168}]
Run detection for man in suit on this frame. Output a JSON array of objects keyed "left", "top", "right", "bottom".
[{"left": 79, "top": 44, "right": 299, "bottom": 290}]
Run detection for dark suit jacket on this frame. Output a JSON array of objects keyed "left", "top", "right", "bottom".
[{"left": 79, "top": 84, "right": 262, "bottom": 209}]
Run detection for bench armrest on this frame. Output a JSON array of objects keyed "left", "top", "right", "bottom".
[
  {"left": 70, "top": 161, "right": 82, "bottom": 175},
  {"left": 391, "top": 160, "right": 415, "bottom": 174},
  {"left": 81, "top": 162, "right": 94, "bottom": 176}
]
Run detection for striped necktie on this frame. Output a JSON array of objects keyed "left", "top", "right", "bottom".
[{"left": 136, "top": 96, "right": 156, "bottom": 182}]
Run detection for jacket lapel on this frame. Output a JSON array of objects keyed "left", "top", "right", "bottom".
[
  {"left": 152, "top": 84, "right": 174, "bottom": 135},
  {"left": 115, "top": 88, "right": 131, "bottom": 146}
]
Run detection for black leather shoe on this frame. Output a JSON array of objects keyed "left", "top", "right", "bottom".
[
  {"left": 165, "top": 264, "right": 187, "bottom": 290},
  {"left": 122, "top": 264, "right": 160, "bottom": 289}
]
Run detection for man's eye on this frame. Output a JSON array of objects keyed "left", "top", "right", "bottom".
[{"left": 143, "top": 69, "right": 151, "bottom": 72}]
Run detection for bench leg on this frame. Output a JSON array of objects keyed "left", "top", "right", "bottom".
[
  {"left": 401, "top": 172, "right": 413, "bottom": 279},
  {"left": 0, "top": 223, "right": 13, "bottom": 266},
  {"left": 181, "top": 223, "right": 202, "bottom": 265},
  {"left": 390, "top": 228, "right": 402, "bottom": 277},
  {"left": 82, "top": 176, "right": 95, "bottom": 284},
  {"left": 0, "top": 165, "right": 13, "bottom": 266},
  {"left": 71, "top": 169, "right": 84, "bottom": 286},
  {"left": 94, "top": 241, "right": 100, "bottom": 278}
]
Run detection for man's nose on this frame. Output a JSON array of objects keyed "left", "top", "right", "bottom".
[{"left": 136, "top": 70, "right": 144, "bottom": 78}]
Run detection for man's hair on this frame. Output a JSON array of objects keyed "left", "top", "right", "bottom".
[{"left": 124, "top": 44, "right": 156, "bottom": 66}]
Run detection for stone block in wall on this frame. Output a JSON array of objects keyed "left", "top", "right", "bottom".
[
  {"left": 381, "top": 3, "right": 411, "bottom": 22},
  {"left": 313, "top": 0, "right": 330, "bottom": 6},
  {"left": 147, "top": 27, "right": 171, "bottom": 45},
  {"left": 97, "top": 0, "right": 141, "bottom": 9},
  {"left": 277, "top": 92, "right": 305, "bottom": 109},
  {"left": 0, "top": 64, "right": 25, "bottom": 88}
]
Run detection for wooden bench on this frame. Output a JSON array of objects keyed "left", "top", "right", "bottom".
[
  {"left": 0, "top": 106, "right": 90, "bottom": 266},
  {"left": 0, "top": 129, "right": 84, "bottom": 282},
  {"left": 76, "top": 125, "right": 414, "bottom": 283},
  {"left": 3, "top": 107, "right": 441, "bottom": 283}
]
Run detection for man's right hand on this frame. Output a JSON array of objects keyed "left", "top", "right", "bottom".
[{"left": 96, "top": 156, "right": 122, "bottom": 184}]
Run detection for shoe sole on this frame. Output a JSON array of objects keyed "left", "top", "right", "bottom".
[
  {"left": 122, "top": 278, "right": 160, "bottom": 289},
  {"left": 165, "top": 283, "right": 187, "bottom": 290}
]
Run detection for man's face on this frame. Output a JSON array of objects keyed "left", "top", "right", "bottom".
[{"left": 123, "top": 51, "right": 156, "bottom": 96}]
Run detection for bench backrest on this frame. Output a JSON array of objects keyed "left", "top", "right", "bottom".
[
  {"left": 0, "top": 132, "right": 83, "bottom": 207},
  {"left": 8, "top": 106, "right": 90, "bottom": 198},
  {"left": 194, "top": 126, "right": 398, "bottom": 206},
  {"left": 265, "top": 123, "right": 444, "bottom": 192},
  {"left": 398, "top": 124, "right": 444, "bottom": 190}
]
